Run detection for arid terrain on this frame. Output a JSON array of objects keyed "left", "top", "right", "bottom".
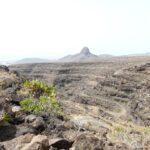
[{"left": 0, "top": 56, "right": 150, "bottom": 149}]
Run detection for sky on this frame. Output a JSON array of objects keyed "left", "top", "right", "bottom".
[{"left": 0, "top": 0, "right": 150, "bottom": 61}]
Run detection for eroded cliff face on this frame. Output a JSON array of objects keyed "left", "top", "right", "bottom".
[{"left": 6, "top": 58, "right": 150, "bottom": 149}]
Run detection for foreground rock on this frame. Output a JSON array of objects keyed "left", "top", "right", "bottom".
[
  {"left": 0, "top": 134, "right": 49, "bottom": 150},
  {"left": 0, "top": 123, "right": 16, "bottom": 141},
  {"left": 12, "top": 106, "right": 21, "bottom": 113},
  {"left": 49, "top": 138, "right": 73, "bottom": 149}
]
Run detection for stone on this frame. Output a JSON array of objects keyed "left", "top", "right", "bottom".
[
  {"left": 31, "top": 117, "right": 45, "bottom": 130},
  {"left": 12, "top": 106, "right": 21, "bottom": 113},
  {"left": 1, "top": 133, "right": 49, "bottom": 150},
  {"left": 0, "top": 123, "right": 16, "bottom": 142},
  {"left": 15, "top": 126, "right": 37, "bottom": 137},
  {"left": 25, "top": 115, "right": 36, "bottom": 123},
  {"left": 22, "top": 134, "right": 49, "bottom": 150},
  {"left": 49, "top": 138, "right": 73, "bottom": 149},
  {"left": 0, "top": 144, "right": 5, "bottom": 150},
  {"left": 113, "top": 69, "right": 124, "bottom": 76}
]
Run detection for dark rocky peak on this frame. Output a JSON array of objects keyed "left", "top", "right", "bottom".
[{"left": 80, "top": 47, "right": 91, "bottom": 55}]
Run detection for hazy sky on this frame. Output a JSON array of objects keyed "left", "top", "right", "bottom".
[{"left": 0, "top": 0, "right": 150, "bottom": 61}]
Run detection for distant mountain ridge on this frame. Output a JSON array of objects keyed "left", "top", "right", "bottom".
[
  {"left": 14, "top": 58, "right": 49, "bottom": 64},
  {"left": 8, "top": 47, "right": 150, "bottom": 65},
  {"left": 0, "top": 47, "right": 150, "bottom": 66}
]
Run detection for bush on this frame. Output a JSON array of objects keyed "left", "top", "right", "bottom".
[
  {"left": 19, "top": 80, "right": 63, "bottom": 115},
  {"left": 23, "top": 80, "right": 56, "bottom": 98}
]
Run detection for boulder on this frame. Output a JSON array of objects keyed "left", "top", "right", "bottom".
[
  {"left": 0, "top": 133, "right": 49, "bottom": 150},
  {"left": 25, "top": 115, "right": 36, "bottom": 123},
  {"left": 25, "top": 115, "right": 45, "bottom": 131},
  {"left": 22, "top": 134, "right": 49, "bottom": 150},
  {"left": 31, "top": 117, "right": 45, "bottom": 130},
  {"left": 49, "top": 138, "right": 73, "bottom": 149},
  {"left": 15, "top": 126, "right": 37, "bottom": 137},
  {"left": 0, "top": 123, "right": 16, "bottom": 142},
  {"left": 12, "top": 106, "right": 21, "bottom": 113}
]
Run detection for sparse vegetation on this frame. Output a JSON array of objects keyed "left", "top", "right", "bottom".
[
  {"left": 114, "top": 126, "right": 125, "bottom": 132},
  {"left": 107, "top": 121, "right": 150, "bottom": 149},
  {"left": 19, "top": 80, "right": 63, "bottom": 115},
  {"left": 22, "top": 80, "right": 56, "bottom": 98},
  {"left": 140, "top": 127, "right": 150, "bottom": 134}
]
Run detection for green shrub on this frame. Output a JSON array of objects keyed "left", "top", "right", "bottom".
[
  {"left": 23, "top": 80, "right": 56, "bottom": 98},
  {"left": 19, "top": 80, "right": 63, "bottom": 115}
]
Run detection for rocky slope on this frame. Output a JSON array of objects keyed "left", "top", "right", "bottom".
[
  {"left": 0, "top": 66, "right": 72, "bottom": 149},
  {"left": 9, "top": 56, "right": 150, "bottom": 149},
  {"left": 0, "top": 65, "right": 131, "bottom": 150}
]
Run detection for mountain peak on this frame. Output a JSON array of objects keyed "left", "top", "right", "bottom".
[
  {"left": 59, "top": 47, "right": 98, "bottom": 62},
  {"left": 80, "top": 47, "right": 90, "bottom": 55}
]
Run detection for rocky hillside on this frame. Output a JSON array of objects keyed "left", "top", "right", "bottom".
[
  {"left": 9, "top": 56, "right": 150, "bottom": 149},
  {"left": 0, "top": 64, "right": 134, "bottom": 150},
  {"left": 0, "top": 66, "right": 71, "bottom": 149}
]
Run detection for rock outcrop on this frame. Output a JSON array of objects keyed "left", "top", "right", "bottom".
[
  {"left": 59, "top": 47, "right": 98, "bottom": 62},
  {"left": 1, "top": 134, "right": 49, "bottom": 150}
]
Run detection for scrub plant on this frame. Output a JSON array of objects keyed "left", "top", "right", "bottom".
[{"left": 19, "top": 80, "right": 63, "bottom": 115}]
